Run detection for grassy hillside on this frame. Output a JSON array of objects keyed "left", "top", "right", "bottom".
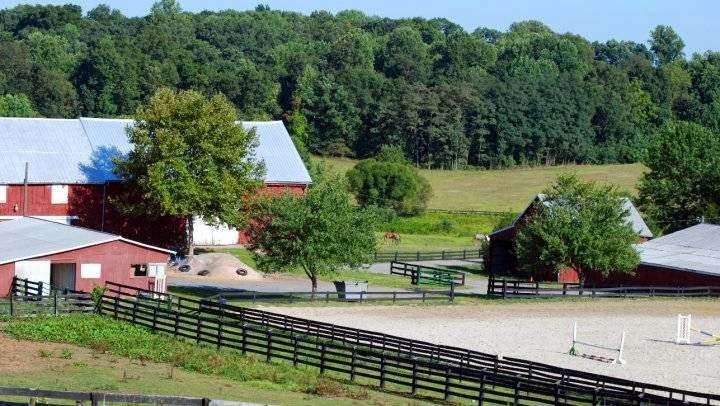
[{"left": 318, "top": 157, "right": 646, "bottom": 212}]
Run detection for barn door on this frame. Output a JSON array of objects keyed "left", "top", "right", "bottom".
[
  {"left": 14, "top": 260, "right": 51, "bottom": 295},
  {"left": 149, "top": 263, "right": 167, "bottom": 294}
]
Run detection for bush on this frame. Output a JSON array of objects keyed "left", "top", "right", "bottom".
[{"left": 347, "top": 147, "right": 432, "bottom": 215}]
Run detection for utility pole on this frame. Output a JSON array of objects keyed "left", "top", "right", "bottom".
[{"left": 23, "top": 162, "right": 29, "bottom": 216}]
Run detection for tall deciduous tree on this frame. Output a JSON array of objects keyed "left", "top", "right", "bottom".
[
  {"left": 638, "top": 121, "right": 720, "bottom": 232},
  {"left": 649, "top": 25, "right": 685, "bottom": 66},
  {"left": 0, "top": 93, "right": 38, "bottom": 117},
  {"left": 246, "top": 176, "right": 377, "bottom": 291},
  {"left": 115, "top": 88, "right": 263, "bottom": 255},
  {"left": 516, "top": 174, "right": 641, "bottom": 283}
]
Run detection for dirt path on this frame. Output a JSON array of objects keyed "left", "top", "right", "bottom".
[{"left": 264, "top": 298, "right": 720, "bottom": 394}]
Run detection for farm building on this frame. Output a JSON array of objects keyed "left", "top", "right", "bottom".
[
  {"left": 486, "top": 194, "right": 653, "bottom": 283},
  {"left": 0, "top": 217, "right": 173, "bottom": 297},
  {"left": 0, "top": 117, "right": 311, "bottom": 248},
  {"left": 593, "top": 223, "right": 720, "bottom": 286}
]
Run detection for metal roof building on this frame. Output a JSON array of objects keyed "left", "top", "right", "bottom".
[
  {"left": 0, "top": 217, "right": 173, "bottom": 265},
  {"left": 0, "top": 217, "right": 173, "bottom": 296},
  {"left": 0, "top": 117, "right": 311, "bottom": 185},
  {"left": 636, "top": 223, "right": 720, "bottom": 277}
]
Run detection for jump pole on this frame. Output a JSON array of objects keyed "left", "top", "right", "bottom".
[{"left": 570, "top": 321, "right": 626, "bottom": 365}]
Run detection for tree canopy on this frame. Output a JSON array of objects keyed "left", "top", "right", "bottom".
[
  {"left": 638, "top": 121, "right": 720, "bottom": 233},
  {"left": 516, "top": 174, "right": 641, "bottom": 283},
  {"left": 0, "top": 2, "right": 719, "bottom": 168},
  {"left": 246, "top": 175, "right": 377, "bottom": 291},
  {"left": 114, "top": 88, "right": 263, "bottom": 255},
  {"left": 347, "top": 146, "right": 432, "bottom": 215}
]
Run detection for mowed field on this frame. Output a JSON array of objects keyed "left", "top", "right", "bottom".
[{"left": 319, "top": 157, "right": 646, "bottom": 212}]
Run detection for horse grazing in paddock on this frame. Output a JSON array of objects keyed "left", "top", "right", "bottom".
[
  {"left": 474, "top": 233, "right": 489, "bottom": 243},
  {"left": 384, "top": 232, "right": 401, "bottom": 244}
]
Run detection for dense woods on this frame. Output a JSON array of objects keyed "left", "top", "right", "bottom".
[{"left": 2, "top": 1, "right": 720, "bottom": 168}]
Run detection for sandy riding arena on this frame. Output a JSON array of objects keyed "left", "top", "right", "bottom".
[{"left": 264, "top": 299, "right": 720, "bottom": 394}]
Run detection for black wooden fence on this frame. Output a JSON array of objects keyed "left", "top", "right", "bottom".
[
  {"left": 0, "top": 386, "right": 257, "bottom": 405},
  {"left": 374, "top": 248, "right": 483, "bottom": 262},
  {"left": 488, "top": 277, "right": 720, "bottom": 298},
  {"left": 101, "top": 282, "right": 720, "bottom": 406},
  {"left": 12, "top": 276, "right": 84, "bottom": 296},
  {"left": 206, "top": 289, "right": 455, "bottom": 304},
  {"left": 390, "top": 261, "right": 466, "bottom": 286}
]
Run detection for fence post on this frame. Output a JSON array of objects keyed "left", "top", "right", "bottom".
[
  {"left": 450, "top": 283, "right": 455, "bottom": 303},
  {"left": 113, "top": 295, "right": 118, "bottom": 319},
  {"left": 411, "top": 359, "right": 418, "bottom": 395},
  {"left": 443, "top": 366, "right": 451, "bottom": 400},
  {"left": 502, "top": 279, "right": 507, "bottom": 299},
  {"left": 241, "top": 323, "right": 247, "bottom": 355},
  {"left": 463, "top": 249, "right": 467, "bottom": 260},
  {"left": 513, "top": 376, "right": 521, "bottom": 405},
  {"left": 392, "top": 292, "right": 396, "bottom": 304},
  {"left": 266, "top": 329, "right": 273, "bottom": 362},
  {"left": 416, "top": 251, "right": 420, "bottom": 261},
  {"left": 319, "top": 343, "right": 326, "bottom": 374},
  {"left": 422, "top": 291, "right": 426, "bottom": 303},
  {"left": 441, "top": 250, "right": 446, "bottom": 260},
  {"left": 174, "top": 310, "right": 180, "bottom": 337},
  {"left": 477, "top": 370, "right": 486, "bottom": 404},
  {"left": 216, "top": 318, "right": 223, "bottom": 350},
  {"left": 53, "top": 290, "right": 58, "bottom": 315},
  {"left": 292, "top": 336, "right": 299, "bottom": 367},
  {"left": 195, "top": 308, "right": 202, "bottom": 344},
  {"left": 350, "top": 346, "right": 357, "bottom": 382},
  {"left": 9, "top": 293, "right": 14, "bottom": 317},
  {"left": 379, "top": 352, "right": 386, "bottom": 388}
]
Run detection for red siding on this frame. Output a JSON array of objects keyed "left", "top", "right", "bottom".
[
  {"left": 0, "top": 239, "right": 169, "bottom": 296},
  {"left": 0, "top": 182, "right": 308, "bottom": 248},
  {"left": 586, "top": 265, "right": 720, "bottom": 287}
]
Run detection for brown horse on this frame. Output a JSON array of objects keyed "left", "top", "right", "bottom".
[{"left": 383, "top": 231, "right": 401, "bottom": 245}]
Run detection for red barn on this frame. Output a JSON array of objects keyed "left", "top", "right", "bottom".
[
  {"left": 0, "top": 217, "right": 173, "bottom": 296},
  {"left": 486, "top": 194, "right": 653, "bottom": 283},
  {"left": 0, "top": 118, "right": 311, "bottom": 248},
  {"left": 587, "top": 223, "right": 720, "bottom": 287}
]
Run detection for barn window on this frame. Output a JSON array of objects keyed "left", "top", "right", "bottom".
[
  {"left": 0, "top": 185, "right": 6, "bottom": 203},
  {"left": 80, "top": 263, "right": 101, "bottom": 279},
  {"left": 51, "top": 185, "right": 69, "bottom": 204},
  {"left": 132, "top": 264, "right": 148, "bottom": 277}
]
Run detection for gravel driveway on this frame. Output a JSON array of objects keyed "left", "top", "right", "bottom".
[{"left": 263, "top": 299, "right": 720, "bottom": 394}]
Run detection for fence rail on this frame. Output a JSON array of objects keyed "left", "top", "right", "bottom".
[
  {"left": 0, "top": 292, "right": 94, "bottom": 317},
  {"left": 390, "top": 261, "right": 466, "bottom": 286},
  {"left": 0, "top": 386, "right": 263, "bottom": 405},
  {"left": 487, "top": 277, "right": 720, "bottom": 298},
  {"left": 426, "top": 209, "right": 517, "bottom": 217},
  {"left": 374, "top": 248, "right": 483, "bottom": 262},
  {"left": 12, "top": 276, "right": 84, "bottom": 296},
  {"left": 207, "top": 289, "right": 455, "bottom": 304},
  {"left": 101, "top": 281, "right": 720, "bottom": 406}
]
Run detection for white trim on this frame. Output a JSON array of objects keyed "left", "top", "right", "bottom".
[
  {"left": 0, "top": 185, "right": 6, "bottom": 203},
  {"left": 119, "top": 238, "right": 175, "bottom": 255}
]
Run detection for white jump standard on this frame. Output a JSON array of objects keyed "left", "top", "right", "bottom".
[
  {"left": 569, "top": 322, "right": 626, "bottom": 365},
  {"left": 676, "top": 314, "right": 720, "bottom": 346}
]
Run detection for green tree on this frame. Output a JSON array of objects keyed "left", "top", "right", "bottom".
[
  {"left": 638, "top": 121, "right": 720, "bottom": 232},
  {"left": 114, "top": 88, "right": 263, "bottom": 256},
  {"left": 649, "top": 25, "right": 685, "bottom": 66},
  {"left": 246, "top": 176, "right": 377, "bottom": 291},
  {"left": 0, "top": 93, "right": 38, "bottom": 117},
  {"left": 516, "top": 174, "right": 641, "bottom": 284},
  {"left": 347, "top": 145, "right": 432, "bottom": 215}
]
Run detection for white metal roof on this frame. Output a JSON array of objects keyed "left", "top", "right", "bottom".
[
  {"left": 636, "top": 223, "right": 720, "bottom": 276},
  {"left": 0, "top": 217, "right": 174, "bottom": 264},
  {"left": 0, "top": 117, "right": 311, "bottom": 185}
]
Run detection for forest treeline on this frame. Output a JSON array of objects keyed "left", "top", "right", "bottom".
[{"left": 1, "top": 1, "right": 719, "bottom": 168}]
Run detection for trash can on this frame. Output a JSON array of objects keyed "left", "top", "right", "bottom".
[{"left": 333, "top": 280, "right": 368, "bottom": 301}]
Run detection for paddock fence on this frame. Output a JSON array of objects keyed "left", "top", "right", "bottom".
[
  {"left": 100, "top": 282, "right": 720, "bottom": 406},
  {"left": 0, "top": 386, "right": 261, "bottom": 405},
  {"left": 373, "top": 248, "right": 483, "bottom": 262},
  {"left": 2, "top": 278, "right": 94, "bottom": 316},
  {"left": 11, "top": 276, "right": 84, "bottom": 296},
  {"left": 390, "top": 261, "right": 466, "bottom": 286},
  {"left": 487, "top": 276, "right": 720, "bottom": 298},
  {"left": 206, "top": 289, "right": 455, "bottom": 304}
]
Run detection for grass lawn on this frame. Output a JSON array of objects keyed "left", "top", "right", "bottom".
[
  {"left": 1, "top": 315, "right": 436, "bottom": 405},
  {"left": 375, "top": 232, "right": 479, "bottom": 252},
  {"left": 319, "top": 156, "right": 646, "bottom": 212}
]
